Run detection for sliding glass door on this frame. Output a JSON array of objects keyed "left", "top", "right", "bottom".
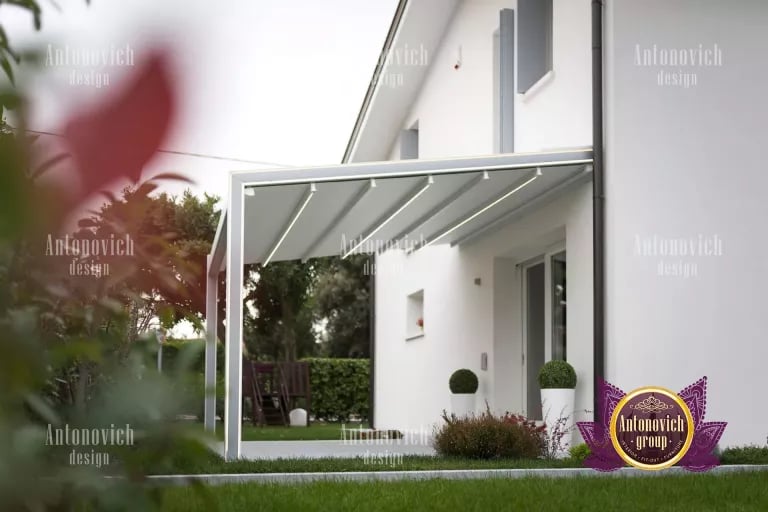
[
  {"left": 523, "top": 248, "right": 567, "bottom": 421},
  {"left": 551, "top": 251, "right": 566, "bottom": 361}
]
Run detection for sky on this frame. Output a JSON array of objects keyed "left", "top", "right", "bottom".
[
  {"left": 1, "top": 0, "right": 397, "bottom": 337},
  {"left": 1, "top": 0, "right": 398, "bottom": 201}
]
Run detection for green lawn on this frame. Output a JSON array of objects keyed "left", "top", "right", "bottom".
[
  {"left": 210, "top": 422, "right": 367, "bottom": 441},
  {"left": 161, "top": 472, "right": 768, "bottom": 512}
]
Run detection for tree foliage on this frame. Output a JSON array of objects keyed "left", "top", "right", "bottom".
[
  {"left": 84, "top": 187, "right": 221, "bottom": 338},
  {"left": 244, "top": 260, "right": 318, "bottom": 361},
  {"left": 312, "top": 254, "right": 371, "bottom": 358}
]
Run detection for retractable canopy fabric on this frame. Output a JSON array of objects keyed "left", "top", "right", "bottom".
[{"left": 210, "top": 148, "right": 593, "bottom": 271}]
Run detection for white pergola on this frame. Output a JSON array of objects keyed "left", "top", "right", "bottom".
[{"left": 204, "top": 148, "right": 593, "bottom": 460}]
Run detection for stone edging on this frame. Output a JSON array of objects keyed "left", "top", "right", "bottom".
[{"left": 143, "top": 464, "right": 768, "bottom": 486}]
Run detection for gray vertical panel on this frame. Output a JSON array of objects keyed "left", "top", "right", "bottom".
[
  {"left": 492, "top": 32, "right": 501, "bottom": 153},
  {"left": 526, "top": 262, "right": 545, "bottom": 421},
  {"left": 400, "top": 129, "right": 419, "bottom": 159},
  {"left": 518, "top": 0, "right": 553, "bottom": 93},
  {"left": 204, "top": 256, "right": 218, "bottom": 433},
  {"left": 224, "top": 179, "right": 244, "bottom": 461},
  {"left": 500, "top": 9, "right": 515, "bottom": 153},
  {"left": 368, "top": 253, "right": 375, "bottom": 429}
]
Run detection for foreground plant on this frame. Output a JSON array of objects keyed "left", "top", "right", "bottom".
[{"left": 0, "top": 20, "right": 217, "bottom": 510}]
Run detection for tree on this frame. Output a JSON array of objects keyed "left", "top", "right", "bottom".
[
  {"left": 313, "top": 254, "right": 371, "bottom": 358},
  {"left": 244, "top": 260, "right": 318, "bottom": 361},
  {"left": 74, "top": 188, "right": 220, "bottom": 349}
]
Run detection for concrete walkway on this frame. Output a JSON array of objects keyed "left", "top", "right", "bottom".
[
  {"left": 149, "top": 464, "right": 768, "bottom": 486},
  {"left": 212, "top": 440, "right": 436, "bottom": 460}
]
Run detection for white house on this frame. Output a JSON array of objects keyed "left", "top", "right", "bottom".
[
  {"left": 207, "top": 0, "right": 768, "bottom": 460},
  {"left": 345, "top": 0, "right": 595, "bottom": 436}
]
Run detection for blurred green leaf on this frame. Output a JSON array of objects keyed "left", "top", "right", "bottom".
[{"left": 0, "top": 55, "right": 13, "bottom": 85}]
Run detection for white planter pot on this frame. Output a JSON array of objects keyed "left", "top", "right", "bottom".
[
  {"left": 450, "top": 393, "right": 476, "bottom": 417},
  {"left": 540, "top": 388, "right": 576, "bottom": 457}
]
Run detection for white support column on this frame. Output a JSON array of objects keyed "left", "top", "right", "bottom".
[
  {"left": 204, "top": 255, "right": 217, "bottom": 433},
  {"left": 224, "top": 177, "right": 244, "bottom": 461}
]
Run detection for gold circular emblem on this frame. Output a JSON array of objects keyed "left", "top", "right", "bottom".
[{"left": 609, "top": 386, "right": 695, "bottom": 470}]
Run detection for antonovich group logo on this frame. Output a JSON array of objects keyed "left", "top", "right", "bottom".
[{"left": 578, "top": 377, "right": 727, "bottom": 471}]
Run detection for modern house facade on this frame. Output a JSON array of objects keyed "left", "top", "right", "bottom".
[
  {"left": 345, "top": 0, "right": 596, "bottom": 432},
  {"left": 207, "top": 0, "right": 768, "bottom": 460}
]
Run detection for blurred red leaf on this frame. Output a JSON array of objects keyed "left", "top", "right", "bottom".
[{"left": 62, "top": 51, "right": 176, "bottom": 196}]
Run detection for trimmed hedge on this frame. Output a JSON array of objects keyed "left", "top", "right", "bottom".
[
  {"left": 538, "top": 360, "right": 577, "bottom": 389},
  {"left": 159, "top": 344, "right": 369, "bottom": 422},
  {"left": 303, "top": 358, "right": 369, "bottom": 422},
  {"left": 449, "top": 369, "right": 479, "bottom": 394},
  {"left": 719, "top": 445, "right": 768, "bottom": 465}
]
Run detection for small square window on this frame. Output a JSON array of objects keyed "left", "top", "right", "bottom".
[
  {"left": 400, "top": 123, "right": 419, "bottom": 160},
  {"left": 406, "top": 290, "right": 424, "bottom": 340}
]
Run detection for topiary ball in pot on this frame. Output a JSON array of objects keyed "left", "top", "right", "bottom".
[
  {"left": 538, "top": 360, "right": 577, "bottom": 458},
  {"left": 449, "top": 368, "right": 479, "bottom": 394},
  {"left": 537, "top": 360, "right": 577, "bottom": 389}
]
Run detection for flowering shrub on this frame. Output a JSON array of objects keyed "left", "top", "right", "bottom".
[
  {"left": 433, "top": 404, "right": 545, "bottom": 459},
  {"left": 542, "top": 413, "right": 574, "bottom": 459}
]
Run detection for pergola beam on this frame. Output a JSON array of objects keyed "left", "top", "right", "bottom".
[
  {"left": 418, "top": 169, "right": 540, "bottom": 250},
  {"left": 204, "top": 255, "right": 218, "bottom": 433},
  {"left": 301, "top": 179, "right": 376, "bottom": 262},
  {"left": 224, "top": 176, "right": 245, "bottom": 461},
  {"left": 453, "top": 166, "right": 592, "bottom": 246},
  {"left": 342, "top": 176, "right": 432, "bottom": 258},
  {"left": 262, "top": 183, "right": 317, "bottom": 266},
  {"left": 387, "top": 171, "right": 488, "bottom": 248}
]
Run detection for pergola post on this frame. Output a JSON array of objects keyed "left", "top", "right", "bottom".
[
  {"left": 224, "top": 176, "right": 244, "bottom": 461},
  {"left": 204, "top": 255, "right": 217, "bottom": 433}
]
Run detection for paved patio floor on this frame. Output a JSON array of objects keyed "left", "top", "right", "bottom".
[
  {"left": 213, "top": 440, "right": 436, "bottom": 460},
  {"left": 151, "top": 464, "right": 768, "bottom": 486}
]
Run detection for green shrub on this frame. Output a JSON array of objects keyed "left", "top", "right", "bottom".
[
  {"left": 719, "top": 445, "right": 768, "bottom": 465},
  {"left": 303, "top": 358, "right": 369, "bottom": 422},
  {"left": 161, "top": 338, "right": 225, "bottom": 374},
  {"left": 449, "top": 369, "right": 479, "bottom": 394},
  {"left": 568, "top": 443, "right": 591, "bottom": 462},
  {"left": 433, "top": 406, "right": 545, "bottom": 459},
  {"left": 537, "top": 360, "right": 577, "bottom": 389},
  {"left": 168, "top": 371, "right": 225, "bottom": 419}
]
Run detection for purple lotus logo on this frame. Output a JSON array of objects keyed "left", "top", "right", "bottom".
[{"left": 577, "top": 376, "right": 727, "bottom": 471}]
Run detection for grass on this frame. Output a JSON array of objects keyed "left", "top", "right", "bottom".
[
  {"left": 160, "top": 472, "right": 768, "bottom": 512},
  {"left": 211, "top": 422, "right": 366, "bottom": 442}
]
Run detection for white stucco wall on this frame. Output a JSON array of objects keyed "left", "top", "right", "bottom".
[
  {"left": 373, "top": 0, "right": 594, "bottom": 432},
  {"left": 374, "top": 181, "right": 593, "bottom": 432},
  {"left": 604, "top": 0, "right": 768, "bottom": 446},
  {"left": 388, "top": 0, "right": 592, "bottom": 161}
]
